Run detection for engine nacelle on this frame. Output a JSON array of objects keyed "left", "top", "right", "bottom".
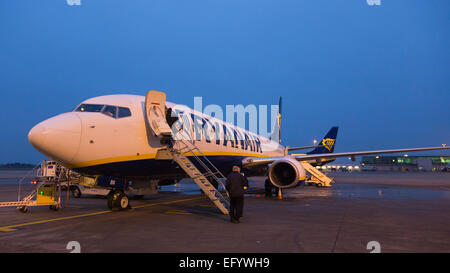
[{"left": 268, "top": 156, "right": 306, "bottom": 189}]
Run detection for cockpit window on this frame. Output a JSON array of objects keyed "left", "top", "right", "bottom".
[
  {"left": 102, "top": 105, "right": 117, "bottom": 118},
  {"left": 118, "top": 107, "right": 132, "bottom": 118},
  {"left": 75, "top": 104, "right": 132, "bottom": 119},
  {"left": 75, "top": 104, "right": 104, "bottom": 112}
]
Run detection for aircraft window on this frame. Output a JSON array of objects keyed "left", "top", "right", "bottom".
[
  {"left": 75, "top": 104, "right": 105, "bottom": 113},
  {"left": 102, "top": 105, "right": 118, "bottom": 118},
  {"left": 118, "top": 107, "right": 132, "bottom": 118}
]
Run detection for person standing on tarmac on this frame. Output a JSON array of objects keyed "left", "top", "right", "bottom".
[
  {"left": 265, "top": 178, "right": 275, "bottom": 197},
  {"left": 225, "top": 165, "right": 249, "bottom": 224}
]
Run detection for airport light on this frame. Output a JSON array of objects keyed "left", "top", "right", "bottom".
[{"left": 313, "top": 139, "right": 317, "bottom": 145}]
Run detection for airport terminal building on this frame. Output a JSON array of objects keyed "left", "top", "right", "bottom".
[{"left": 361, "top": 155, "right": 450, "bottom": 172}]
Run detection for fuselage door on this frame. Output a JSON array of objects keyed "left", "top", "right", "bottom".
[{"left": 145, "top": 90, "right": 172, "bottom": 138}]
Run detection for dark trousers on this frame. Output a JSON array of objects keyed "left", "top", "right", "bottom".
[
  {"left": 265, "top": 179, "right": 275, "bottom": 197},
  {"left": 229, "top": 196, "right": 244, "bottom": 220}
]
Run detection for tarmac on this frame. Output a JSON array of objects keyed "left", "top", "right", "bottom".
[{"left": 0, "top": 171, "right": 449, "bottom": 253}]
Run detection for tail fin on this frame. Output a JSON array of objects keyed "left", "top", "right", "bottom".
[{"left": 307, "top": 127, "right": 339, "bottom": 154}]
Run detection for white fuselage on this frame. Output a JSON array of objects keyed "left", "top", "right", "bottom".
[{"left": 28, "top": 94, "right": 285, "bottom": 178}]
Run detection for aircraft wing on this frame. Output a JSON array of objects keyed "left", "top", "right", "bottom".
[
  {"left": 242, "top": 146, "right": 450, "bottom": 168},
  {"left": 287, "top": 145, "right": 326, "bottom": 151}
]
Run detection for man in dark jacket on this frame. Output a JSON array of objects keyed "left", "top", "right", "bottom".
[{"left": 225, "top": 165, "right": 249, "bottom": 224}]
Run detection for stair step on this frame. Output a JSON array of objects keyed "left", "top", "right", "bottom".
[{"left": 168, "top": 143, "right": 230, "bottom": 214}]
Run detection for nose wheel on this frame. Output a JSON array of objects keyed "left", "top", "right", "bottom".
[{"left": 107, "top": 191, "right": 131, "bottom": 210}]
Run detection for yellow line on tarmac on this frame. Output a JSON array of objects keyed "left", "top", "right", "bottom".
[
  {"left": 0, "top": 210, "right": 111, "bottom": 232},
  {"left": 132, "top": 196, "right": 205, "bottom": 209},
  {"left": 0, "top": 196, "right": 206, "bottom": 232},
  {"left": 165, "top": 211, "right": 193, "bottom": 215}
]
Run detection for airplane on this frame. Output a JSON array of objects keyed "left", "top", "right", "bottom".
[{"left": 28, "top": 90, "right": 449, "bottom": 210}]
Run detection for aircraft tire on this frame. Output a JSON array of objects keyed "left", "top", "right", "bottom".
[
  {"left": 109, "top": 192, "right": 129, "bottom": 210},
  {"left": 72, "top": 186, "right": 81, "bottom": 198},
  {"left": 115, "top": 193, "right": 129, "bottom": 210},
  {"left": 107, "top": 191, "right": 131, "bottom": 210}
]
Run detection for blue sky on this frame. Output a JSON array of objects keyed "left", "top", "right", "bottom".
[{"left": 0, "top": 0, "right": 449, "bottom": 163}]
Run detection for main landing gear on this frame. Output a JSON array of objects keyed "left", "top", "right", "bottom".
[{"left": 107, "top": 190, "right": 131, "bottom": 211}]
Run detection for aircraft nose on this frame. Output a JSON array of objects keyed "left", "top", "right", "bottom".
[
  {"left": 28, "top": 113, "right": 82, "bottom": 163},
  {"left": 28, "top": 122, "right": 47, "bottom": 151}
]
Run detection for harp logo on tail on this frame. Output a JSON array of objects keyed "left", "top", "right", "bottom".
[{"left": 322, "top": 138, "right": 336, "bottom": 152}]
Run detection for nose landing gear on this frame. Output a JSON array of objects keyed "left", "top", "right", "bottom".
[{"left": 107, "top": 191, "right": 131, "bottom": 211}]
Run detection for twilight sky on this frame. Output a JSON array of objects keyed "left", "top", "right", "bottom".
[{"left": 0, "top": 0, "right": 449, "bottom": 163}]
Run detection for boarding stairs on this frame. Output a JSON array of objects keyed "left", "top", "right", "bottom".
[
  {"left": 145, "top": 90, "right": 229, "bottom": 214},
  {"left": 157, "top": 140, "right": 230, "bottom": 215},
  {"left": 300, "top": 161, "right": 334, "bottom": 187}
]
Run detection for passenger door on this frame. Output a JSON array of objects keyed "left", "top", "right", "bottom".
[{"left": 145, "top": 90, "right": 172, "bottom": 138}]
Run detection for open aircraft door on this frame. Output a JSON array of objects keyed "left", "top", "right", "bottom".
[{"left": 145, "top": 90, "right": 172, "bottom": 138}]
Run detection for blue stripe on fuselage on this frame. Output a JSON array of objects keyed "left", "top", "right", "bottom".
[{"left": 72, "top": 155, "right": 249, "bottom": 179}]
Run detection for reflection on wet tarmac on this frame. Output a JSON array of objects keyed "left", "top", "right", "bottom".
[
  {"left": 161, "top": 182, "right": 450, "bottom": 201},
  {"left": 283, "top": 184, "right": 450, "bottom": 200}
]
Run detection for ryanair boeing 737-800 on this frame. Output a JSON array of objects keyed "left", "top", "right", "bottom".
[{"left": 27, "top": 91, "right": 449, "bottom": 210}]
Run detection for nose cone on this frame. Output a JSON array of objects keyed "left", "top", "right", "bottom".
[
  {"left": 28, "top": 113, "right": 82, "bottom": 163},
  {"left": 28, "top": 122, "right": 47, "bottom": 151}
]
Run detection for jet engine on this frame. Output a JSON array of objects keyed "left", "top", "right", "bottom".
[{"left": 268, "top": 156, "right": 306, "bottom": 189}]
